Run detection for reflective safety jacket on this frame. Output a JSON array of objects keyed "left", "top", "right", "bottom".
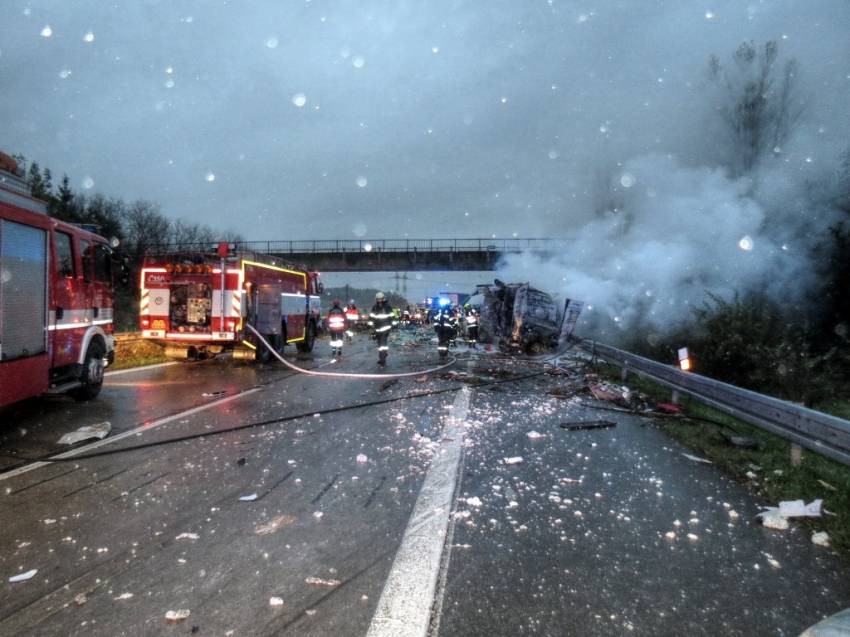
[
  {"left": 465, "top": 311, "right": 478, "bottom": 327},
  {"left": 434, "top": 308, "right": 456, "bottom": 329},
  {"left": 370, "top": 302, "right": 394, "bottom": 333},
  {"left": 327, "top": 306, "right": 347, "bottom": 333},
  {"left": 345, "top": 306, "right": 359, "bottom": 322}
]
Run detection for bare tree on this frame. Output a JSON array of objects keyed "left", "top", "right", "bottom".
[
  {"left": 123, "top": 200, "right": 171, "bottom": 262},
  {"left": 708, "top": 41, "right": 803, "bottom": 176}
]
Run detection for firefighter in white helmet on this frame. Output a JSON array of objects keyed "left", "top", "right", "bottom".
[
  {"left": 344, "top": 300, "right": 359, "bottom": 340},
  {"left": 369, "top": 292, "right": 393, "bottom": 366}
]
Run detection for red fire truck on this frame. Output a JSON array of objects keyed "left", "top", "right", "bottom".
[
  {"left": 139, "top": 244, "right": 322, "bottom": 361},
  {"left": 0, "top": 153, "right": 115, "bottom": 408}
]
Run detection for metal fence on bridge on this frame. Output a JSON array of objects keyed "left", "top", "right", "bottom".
[{"left": 150, "top": 238, "right": 567, "bottom": 255}]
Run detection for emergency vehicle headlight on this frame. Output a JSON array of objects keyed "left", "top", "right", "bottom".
[{"left": 141, "top": 318, "right": 150, "bottom": 327}]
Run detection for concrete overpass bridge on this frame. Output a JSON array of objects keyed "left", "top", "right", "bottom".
[{"left": 223, "top": 238, "right": 566, "bottom": 271}]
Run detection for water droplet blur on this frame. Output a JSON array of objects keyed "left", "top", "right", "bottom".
[
  {"left": 40, "top": 25, "right": 53, "bottom": 38},
  {"left": 431, "top": 46, "right": 440, "bottom": 54},
  {"left": 620, "top": 173, "right": 636, "bottom": 188},
  {"left": 548, "top": 150, "right": 559, "bottom": 159},
  {"left": 83, "top": 31, "right": 95, "bottom": 43},
  {"left": 292, "top": 93, "right": 307, "bottom": 108},
  {"left": 205, "top": 172, "right": 216, "bottom": 183},
  {"left": 164, "top": 78, "right": 175, "bottom": 89},
  {"left": 738, "top": 235, "right": 753, "bottom": 251},
  {"left": 352, "top": 56, "right": 365, "bottom": 69},
  {"left": 59, "top": 69, "right": 72, "bottom": 79},
  {"left": 266, "top": 36, "right": 279, "bottom": 49},
  {"left": 353, "top": 222, "right": 367, "bottom": 237},
  {"left": 356, "top": 176, "right": 368, "bottom": 188},
  {"left": 81, "top": 176, "right": 94, "bottom": 189},
  {"left": 500, "top": 96, "right": 508, "bottom": 104},
  {"left": 340, "top": 47, "right": 351, "bottom": 59},
  {"left": 165, "top": 66, "right": 174, "bottom": 74},
  {"left": 705, "top": 11, "right": 715, "bottom": 19}
]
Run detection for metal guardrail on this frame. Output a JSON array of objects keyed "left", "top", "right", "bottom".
[
  {"left": 578, "top": 339, "right": 850, "bottom": 467},
  {"left": 150, "top": 238, "right": 570, "bottom": 255},
  {"left": 114, "top": 332, "right": 144, "bottom": 344}
]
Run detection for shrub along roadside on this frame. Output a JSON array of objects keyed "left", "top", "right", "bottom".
[{"left": 594, "top": 361, "right": 850, "bottom": 561}]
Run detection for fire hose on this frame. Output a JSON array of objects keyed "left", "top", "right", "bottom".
[{"left": 245, "top": 323, "right": 457, "bottom": 380}]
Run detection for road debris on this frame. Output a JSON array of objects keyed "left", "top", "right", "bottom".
[
  {"left": 379, "top": 379, "right": 399, "bottom": 392},
  {"left": 655, "top": 403, "right": 682, "bottom": 414},
  {"left": 816, "top": 480, "right": 837, "bottom": 492},
  {"left": 175, "top": 532, "right": 199, "bottom": 541},
  {"left": 466, "top": 496, "right": 483, "bottom": 507},
  {"left": 57, "top": 421, "right": 111, "bottom": 445},
  {"left": 503, "top": 456, "right": 524, "bottom": 465},
  {"left": 74, "top": 592, "right": 88, "bottom": 606},
  {"left": 269, "top": 596, "right": 285, "bottom": 607},
  {"left": 305, "top": 576, "right": 341, "bottom": 587},
  {"left": 356, "top": 453, "right": 369, "bottom": 464},
  {"left": 165, "top": 609, "right": 191, "bottom": 623},
  {"left": 8, "top": 569, "right": 37, "bottom": 583},
  {"left": 723, "top": 434, "right": 760, "bottom": 449},
  {"left": 114, "top": 593, "right": 134, "bottom": 600},
  {"left": 236, "top": 458, "right": 247, "bottom": 466},
  {"left": 526, "top": 430, "right": 545, "bottom": 439},
  {"left": 811, "top": 531, "right": 830, "bottom": 547},
  {"left": 778, "top": 499, "right": 822, "bottom": 518},
  {"left": 758, "top": 510, "right": 790, "bottom": 530},
  {"left": 202, "top": 390, "right": 226, "bottom": 397},
  {"left": 239, "top": 493, "right": 258, "bottom": 502},
  {"left": 254, "top": 514, "right": 296, "bottom": 536},
  {"left": 681, "top": 453, "right": 712, "bottom": 464},
  {"left": 559, "top": 420, "right": 616, "bottom": 431},
  {"left": 589, "top": 382, "right": 631, "bottom": 406}
]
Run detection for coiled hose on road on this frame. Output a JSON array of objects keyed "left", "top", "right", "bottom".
[{"left": 245, "top": 323, "right": 457, "bottom": 380}]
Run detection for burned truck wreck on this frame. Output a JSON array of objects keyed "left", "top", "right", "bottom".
[{"left": 476, "top": 280, "right": 563, "bottom": 354}]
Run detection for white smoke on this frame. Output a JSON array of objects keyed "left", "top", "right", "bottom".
[{"left": 498, "top": 152, "right": 833, "bottom": 336}]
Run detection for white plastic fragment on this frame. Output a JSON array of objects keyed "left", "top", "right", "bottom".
[
  {"left": 757, "top": 509, "right": 790, "bottom": 530},
  {"left": 175, "top": 533, "right": 199, "bottom": 541},
  {"left": 681, "top": 453, "right": 712, "bottom": 464},
  {"left": 812, "top": 531, "right": 830, "bottom": 547},
  {"left": 526, "top": 431, "right": 545, "bottom": 439},
  {"left": 305, "top": 576, "right": 341, "bottom": 587},
  {"left": 57, "top": 421, "right": 111, "bottom": 445},
  {"left": 8, "top": 569, "right": 37, "bottom": 583},
  {"left": 466, "top": 497, "right": 483, "bottom": 508},
  {"left": 239, "top": 494, "right": 258, "bottom": 502},
  {"left": 114, "top": 593, "right": 134, "bottom": 600},
  {"left": 503, "top": 456, "right": 524, "bottom": 465},
  {"left": 778, "top": 499, "right": 822, "bottom": 518},
  {"left": 165, "top": 609, "right": 191, "bottom": 623},
  {"left": 356, "top": 453, "right": 368, "bottom": 464},
  {"left": 269, "top": 596, "right": 284, "bottom": 606}
]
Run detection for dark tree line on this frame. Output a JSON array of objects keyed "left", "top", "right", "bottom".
[{"left": 13, "top": 155, "right": 244, "bottom": 328}]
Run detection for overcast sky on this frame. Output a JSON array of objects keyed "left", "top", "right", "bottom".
[{"left": 2, "top": 1, "right": 848, "bottom": 303}]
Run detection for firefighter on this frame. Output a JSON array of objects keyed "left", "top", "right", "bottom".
[
  {"left": 450, "top": 306, "right": 463, "bottom": 348},
  {"left": 402, "top": 306, "right": 411, "bottom": 325},
  {"left": 369, "top": 292, "right": 394, "bottom": 365},
  {"left": 465, "top": 306, "right": 479, "bottom": 348},
  {"left": 344, "top": 300, "right": 359, "bottom": 340},
  {"left": 326, "top": 299, "right": 347, "bottom": 358},
  {"left": 434, "top": 300, "right": 456, "bottom": 359}
]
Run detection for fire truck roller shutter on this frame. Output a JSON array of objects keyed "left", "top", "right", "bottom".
[
  {"left": 0, "top": 219, "right": 48, "bottom": 360},
  {"left": 280, "top": 292, "right": 307, "bottom": 341}
]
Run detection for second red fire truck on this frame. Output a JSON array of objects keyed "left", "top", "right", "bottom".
[{"left": 139, "top": 244, "right": 322, "bottom": 361}]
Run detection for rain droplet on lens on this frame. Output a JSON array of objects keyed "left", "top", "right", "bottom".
[
  {"left": 620, "top": 173, "right": 635, "bottom": 188},
  {"left": 738, "top": 235, "right": 753, "bottom": 251},
  {"left": 352, "top": 56, "right": 365, "bottom": 69},
  {"left": 81, "top": 176, "right": 95, "bottom": 189},
  {"left": 83, "top": 31, "right": 95, "bottom": 43},
  {"left": 41, "top": 25, "right": 53, "bottom": 38},
  {"left": 292, "top": 93, "right": 307, "bottom": 107},
  {"left": 266, "top": 36, "right": 279, "bottom": 49},
  {"left": 356, "top": 176, "right": 368, "bottom": 188},
  {"left": 205, "top": 172, "right": 216, "bottom": 183}
]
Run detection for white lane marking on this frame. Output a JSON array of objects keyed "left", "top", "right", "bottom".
[
  {"left": 0, "top": 387, "right": 263, "bottom": 482},
  {"left": 367, "top": 386, "right": 470, "bottom": 637},
  {"left": 105, "top": 362, "right": 178, "bottom": 377}
]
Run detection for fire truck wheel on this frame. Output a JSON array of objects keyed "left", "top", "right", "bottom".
[
  {"left": 256, "top": 334, "right": 275, "bottom": 364},
  {"left": 71, "top": 340, "right": 106, "bottom": 401},
  {"left": 296, "top": 320, "right": 316, "bottom": 353}
]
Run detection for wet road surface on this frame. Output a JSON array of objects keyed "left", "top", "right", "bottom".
[{"left": 1, "top": 329, "right": 848, "bottom": 636}]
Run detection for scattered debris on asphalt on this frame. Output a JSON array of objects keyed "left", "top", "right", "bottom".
[
  {"left": 201, "top": 390, "right": 226, "bottom": 397},
  {"left": 238, "top": 493, "right": 258, "bottom": 502},
  {"left": 57, "top": 421, "right": 111, "bottom": 445},
  {"left": 526, "top": 430, "right": 545, "bottom": 439},
  {"left": 681, "top": 453, "right": 712, "bottom": 464},
  {"left": 503, "top": 456, "right": 524, "bottom": 465},
  {"left": 655, "top": 403, "right": 682, "bottom": 414},
  {"left": 812, "top": 531, "right": 830, "bottom": 547},
  {"left": 254, "top": 514, "right": 296, "bottom": 536},
  {"left": 175, "top": 532, "right": 200, "bottom": 541},
  {"left": 379, "top": 379, "right": 398, "bottom": 392},
  {"left": 465, "top": 496, "right": 483, "bottom": 507},
  {"left": 356, "top": 453, "right": 368, "bottom": 463},
  {"left": 8, "top": 569, "right": 37, "bottom": 583},
  {"left": 269, "top": 596, "right": 285, "bottom": 606},
  {"left": 165, "top": 609, "right": 191, "bottom": 623},
  {"left": 547, "top": 387, "right": 574, "bottom": 400},
  {"left": 559, "top": 420, "right": 616, "bottom": 431},
  {"left": 74, "top": 593, "right": 88, "bottom": 606},
  {"left": 589, "top": 382, "right": 631, "bottom": 406},
  {"left": 305, "top": 576, "right": 341, "bottom": 587},
  {"left": 236, "top": 457, "right": 247, "bottom": 466},
  {"left": 114, "top": 593, "right": 134, "bottom": 600}
]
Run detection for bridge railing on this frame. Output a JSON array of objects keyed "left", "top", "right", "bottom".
[{"left": 235, "top": 238, "right": 565, "bottom": 253}]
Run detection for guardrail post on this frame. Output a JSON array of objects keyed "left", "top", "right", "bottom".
[
  {"left": 620, "top": 362, "right": 629, "bottom": 382},
  {"left": 671, "top": 390, "right": 681, "bottom": 405},
  {"left": 790, "top": 443, "right": 802, "bottom": 466}
]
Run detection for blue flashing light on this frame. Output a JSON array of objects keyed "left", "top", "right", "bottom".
[{"left": 438, "top": 297, "right": 451, "bottom": 307}]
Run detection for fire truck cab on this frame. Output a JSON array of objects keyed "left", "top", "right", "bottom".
[
  {"left": 0, "top": 155, "right": 115, "bottom": 408},
  {"left": 140, "top": 245, "right": 322, "bottom": 362}
]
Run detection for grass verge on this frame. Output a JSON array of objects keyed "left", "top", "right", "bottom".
[
  {"left": 593, "top": 361, "right": 850, "bottom": 561},
  {"left": 111, "top": 338, "right": 168, "bottom": 371}
]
